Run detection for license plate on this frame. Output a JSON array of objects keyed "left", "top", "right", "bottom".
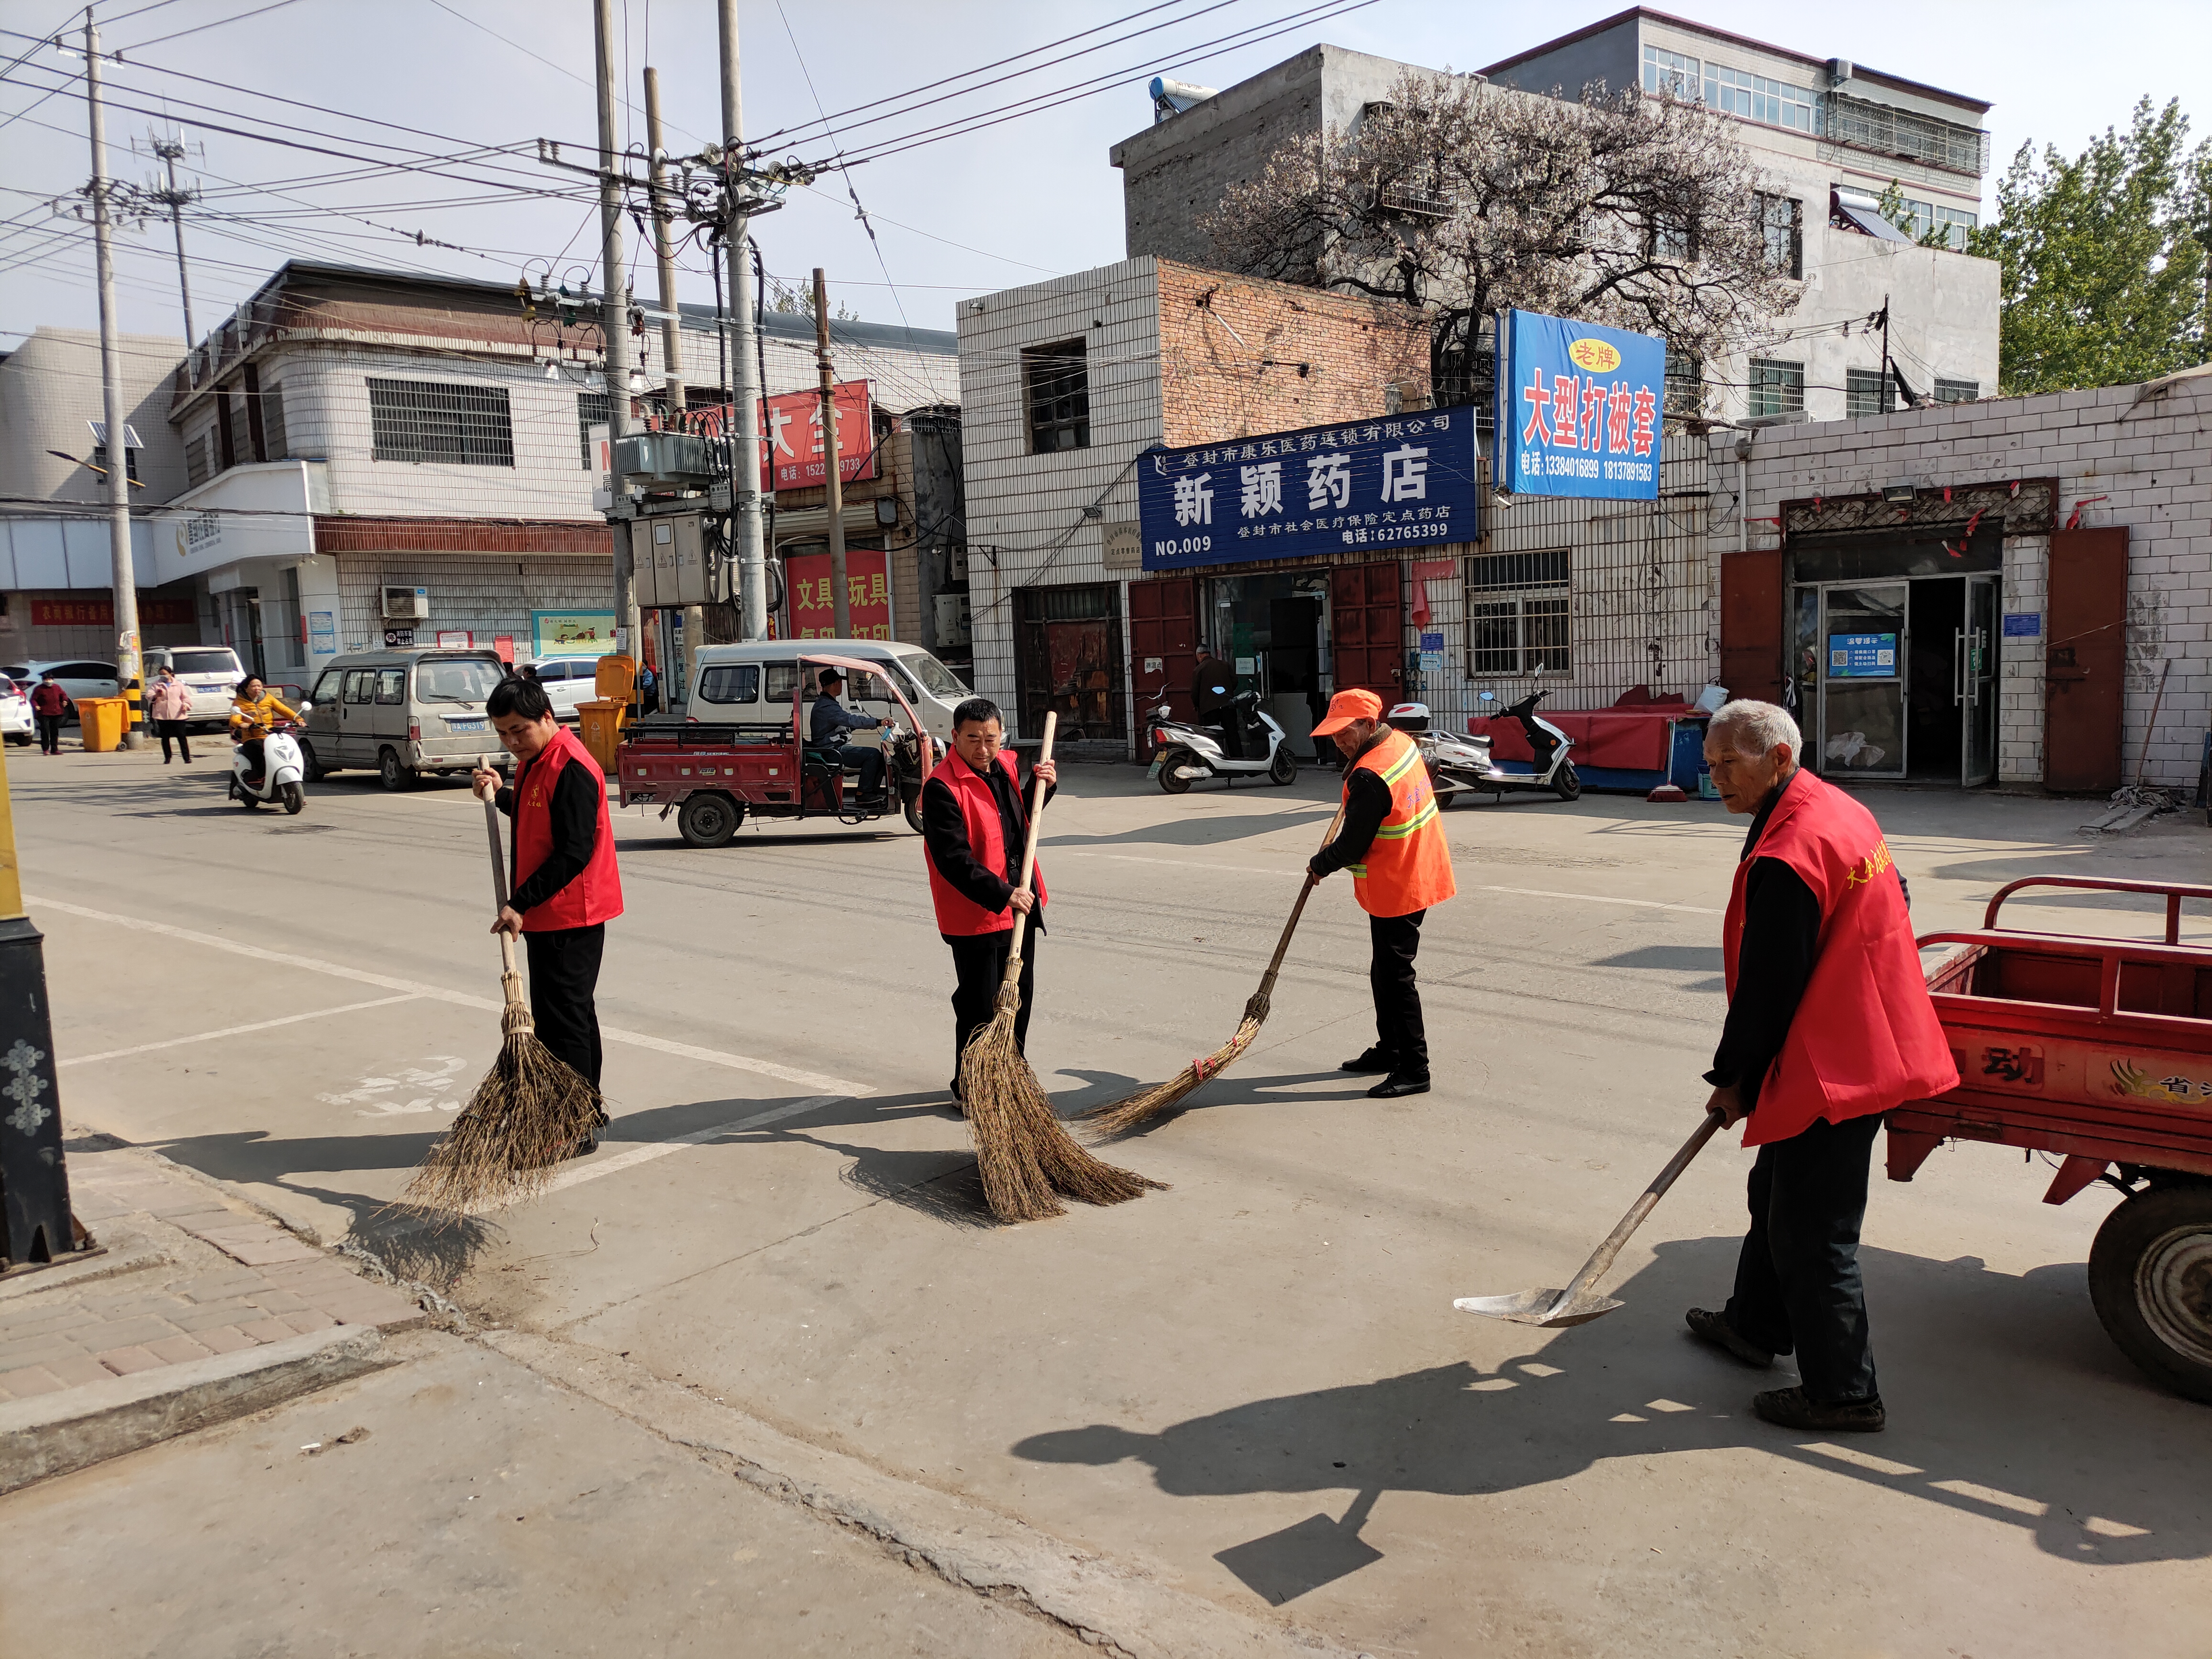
[
  {"left": 446, "top": 717, "right": 486, "bottom": 733},
  {"left": 1146, "top": 756, "right": 1165, "bottom": 779}
]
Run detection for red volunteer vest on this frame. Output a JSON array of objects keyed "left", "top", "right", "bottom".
[
  {"left": 513, "top": 725, "right": 623, "bottom": 932},
  {"left": 1346, "top": 730, "right": 1457, "bottom": 918},
  {"left": 1724, "top": 768, "right": 1956, "bottom": 1147},
  {"left": 925, "top": 751, "right": 1046, "bottom": 936}
]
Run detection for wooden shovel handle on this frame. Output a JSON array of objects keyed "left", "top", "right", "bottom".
[
  {"left": 1001, "top": 711, "right": 1057, "bottom": 978},
  {"left": 1559, "top": 1108, "right": 1727, "bottom": 1305}
]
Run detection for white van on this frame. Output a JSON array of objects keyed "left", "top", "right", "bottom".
[
  {"left": 141, "top": 645, "right": 246, "bottom": 727},
  {"left": 684, "top": 638, "right": 971, "bottom": 741}
]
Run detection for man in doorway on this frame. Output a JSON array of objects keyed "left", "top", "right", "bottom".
[
  {"left": 920, "top": 697, "right": 1057, "bottom": 1102},
  {"left": 810, "top": 666, "right": 888, "bottom": 805},
  {"left": 1306, "top": 688, "right": 1456, "bottom": 1098},
  {"left": 471, "top": 676, "right": 624, "bottom": 1154},
  {"left": 1192, "top": 648, "right": 1240, "bottom": 756},
  {"left": 1684, "top": 699, "right": 1956, "bottom": 1432}
]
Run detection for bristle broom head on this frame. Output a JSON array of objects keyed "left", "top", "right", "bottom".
[
  {"left": 1084, "top": 994, "right": 1271, "bottom": 1138},
  {"left": 404, "top": 1029, "right": 605, "bottom": 1217}
]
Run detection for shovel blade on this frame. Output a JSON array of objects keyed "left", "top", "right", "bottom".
[{"left": 1452, "top": 1288, "right": 1626, "bottom": 1328}]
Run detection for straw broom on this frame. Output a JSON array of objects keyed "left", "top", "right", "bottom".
[
  {"left": 1084, "top": 797, "right": 1348, "bottom": 1138},
  {"left": 959, "top": 712, "right": 1160, "bottom": 1222},
  {"left": 405, "top": 756, "right": 607, "bottom": 1214}
]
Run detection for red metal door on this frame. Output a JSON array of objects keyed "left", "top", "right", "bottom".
[
  {"left": 1329, "top": 561, "right": 1404, "bottom": 701},
  {"left": 1127, "top": 576, "right": 1196, "bottom": 759},
  {"left": 1718, "top": 550, "right": 1785, "bottom": 705},
  {"left": 2044, "top": 528, "right": 2128, "bottom": 793}
]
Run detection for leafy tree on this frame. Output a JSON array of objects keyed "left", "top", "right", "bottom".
[
  {"left": 1968, "top": 98, "right": 2210, "bottom": 393},
  {"left": 766, "top": 276, "right": 858, "bottom": 323}
]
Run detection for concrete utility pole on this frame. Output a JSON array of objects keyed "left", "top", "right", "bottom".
[
  {"left": 642, "top": 66, "right": 699, "bottom": 695},
  {"left": 85, "top": 13, "right": 144, "bottom": 748},
  {"left": 717, "top": 0, "right": 769, "bottom": 641},
  {"left": 594, "top": 0, "right": 639, "bottom": 659},
  {"left": 149, "top": 133, "right": 196, "bottom": 343},
  {"left": 812, "top": 267, "right": 851, "bottom": 638}
]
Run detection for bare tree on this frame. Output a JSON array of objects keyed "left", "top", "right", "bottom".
[{"left": 1203, "top": 70, "right": 1803, "bottom": 410}]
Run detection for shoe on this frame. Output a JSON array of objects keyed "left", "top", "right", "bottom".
[
  {"left": 1686, "top": 1307, "right": 1775, "bottom": 1370},
  {"left": 1753, "top": 1385, "right": 1886, "bottom": 1433},
  {"left": 1340, "top": 1046, "right": 1396, "bottom": 1074},
  {"left": 1367, "top": 1073, "right": 1430, "bottom": 1098},
  {"left": 565, "top": 1133, "right": 598, "bottom": 1160}
]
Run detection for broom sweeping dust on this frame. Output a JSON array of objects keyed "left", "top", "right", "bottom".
[
  {"left": 1084, "top": 798, "right": 1348, "bottom": 1138},
  {"left": 404, "top": 755, "right": 607, "bottom": 1215},
  {"left": 959, "top": 711, "right": 1160, "bottom": 1222}
]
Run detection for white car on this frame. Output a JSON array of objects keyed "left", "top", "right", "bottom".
[
  {"left": 0, "top": 678, "right": 30, "bottom": 744},
  {"left": 22, "top": 659, "right": 121, "bottom": 720},
  {"left": 142, "top": 645, "right": 247, "bottom": 727},
  {"left": 524, "top": 659, "right": 602, "bottom": 723}
]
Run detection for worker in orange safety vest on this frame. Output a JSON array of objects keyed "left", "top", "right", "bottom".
[{"left": 1306, "top": 688, "right": 1457, "bottom": 1098}]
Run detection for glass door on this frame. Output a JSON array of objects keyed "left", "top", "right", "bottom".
[
  {"left": 1961, "top": 575, "right": 1998, "bottom": 785},
  {"left": 1819, "top": 584, "right": 1907, "bottom": 779}
]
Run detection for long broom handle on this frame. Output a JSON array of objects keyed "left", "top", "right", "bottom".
[
  {"left": 1556, "top": 1107, "right": 1726, "bottom": 1306},
  {"left": 999, "top": 711, "right": 1058, "bottom": 980},
  {"left": 479, "top": 752, "right": 522, "bottom": 988},
  {"left": 1252, "top": 798, "right": 1350, "bottom": 996}
]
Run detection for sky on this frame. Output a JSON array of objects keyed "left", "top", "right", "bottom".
[{"left": 2, "top": 0, "right": 2207, "bottom": 357}]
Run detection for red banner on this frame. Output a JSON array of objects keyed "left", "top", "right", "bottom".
[
  {"left": 786, "top": 549, "right": 891, "bottom": 641},
  {"left": 31, "top": 597, "right": 193, "bottom": 627},
  {"left": 692, "top": 382, "right": 874, "bottom": 492}
]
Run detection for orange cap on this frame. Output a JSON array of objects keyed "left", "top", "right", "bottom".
[{"left": 1310, "top": 687, "right": 1384, "bottom": 737}]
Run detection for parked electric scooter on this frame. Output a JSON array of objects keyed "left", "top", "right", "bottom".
[
  {"left": 1388, "top": 688, "right": 1580, "bottom": 803},
  {"left": 1147, "top": 689, "right": 1298, "bottom": 792},
  {"left": 229, "top": 714, "right": 308, "bottom": 814}
]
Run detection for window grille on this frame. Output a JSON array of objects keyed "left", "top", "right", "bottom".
[
  {"left": 1022, "top": 584, "right": 1116, "bottom": 621},
  {"left": 1703, "top": 65, "right": 1820, "bottom": 133},
  {"left": 1468, "top": 597, "right": 1571, "bottom": 676},
  {"left": 1022, "top": 340, "right": 1090, "bottom": 454},
  {"left": 1641, "top": 45, "right": 1699, "bottom": 100},
  {"left": 1664, "top": 353, "right": 1705, "bottom": 420},
  {"left": 1467, "top": 549, "right": 1570, "bottom": 592},
  {"left": 1845, "top": 367, "right": 1891, "bottom": 418},
  {"left": 367, "top": 376, "right": 515, "bottom": 467},
  {"left": 576, "top": 390, "right": 609, "bottom": 469},
  {"left": 225, "top": 385, "right": 253, "bottom": 470},
  {"left": 1828, "top": 92, "right": 1989, "bottom": 175},
  {"left": 185, "top": 429, "right": 210, "bottom": 488},
  {"left": 261, "top": 383, "right": 289, "bottom": 462},
  {"left": 1747, "top": 359, "right": 1805, "bottom": 420},
  {"left": 1378, "top": 177, "right": 1454, "bottom": 219},
  {"left": 1934, "top": 377, "right": 1980, "bottom": 404},
  {"left": 1758, "top": 193, "right": 1802, "bottom": 277}
]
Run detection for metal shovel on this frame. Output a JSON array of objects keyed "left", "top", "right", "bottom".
[{"left": 1455, "top": 1107, "right": 1726, "bottom": 1328}]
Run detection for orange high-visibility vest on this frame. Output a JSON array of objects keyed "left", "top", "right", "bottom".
[{"left": 1347, "top": 730, "right": 1456, "bottom": 918}]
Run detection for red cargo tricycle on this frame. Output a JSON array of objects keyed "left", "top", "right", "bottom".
[
  {"left": 613, "top": 652, "right": 937, "bottom": 848},
  {"left": 1893, "top": 877, "right": 2212, "bottom": 1401}
]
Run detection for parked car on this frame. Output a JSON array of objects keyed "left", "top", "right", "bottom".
[
  {"left": 525, "top": 658, "right": 602, "bottom": 723},
  {"left": 0, "top": 678, "right": 31, "bottom": 744},
  {"left": 22, "top": 659, "right": 121, "bottom": 720},
  {"left": 298, "top": 648, "right": 508, "bottom": 789},
  {"left": 141, "top": 645, "right": 247, "bottom": 728},
  {"left": 683, "top": 638, "right": 971, "bottom": 741}
]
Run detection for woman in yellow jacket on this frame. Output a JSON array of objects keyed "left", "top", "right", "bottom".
[{"left": 229, "top": 675, "right": 299, "bottom": 780}]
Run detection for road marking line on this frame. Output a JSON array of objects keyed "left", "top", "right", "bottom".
[
  {"left": 1475, "top": 884, "right": 1723, "bottom": 916},
  {"left": 1057, "top": 854, "right": 1722, "bottom": 914},
  {"left": 59, "top": 995, "right": 421, "bottom": 1067},
  {"left": 30, "top": 895, "right": 869, "bottom": 1097},
  {"left": 529, "top": 1095, "right": 845, "bottom": 1202}
]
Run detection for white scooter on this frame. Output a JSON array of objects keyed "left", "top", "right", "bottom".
[
  {"left": 1146, "top": 689, "right": 1298, "bottom": 792},
  {"left": 1389, "top": 688, "right": 1580, "bottom": 803},
  {"left": 229, "top": 714, "right": 308, "bottom": 814}
]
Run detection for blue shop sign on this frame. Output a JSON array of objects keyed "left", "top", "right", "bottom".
[
  {"left": 2002, "top": 612, "right": 2041, "bottom": 638},
  {"left": 1828, "top": 632, "right": 1898, "bottom": 677},
  {"left": 1138, "top": 408, "right": 1481, "bottom": 572},
  {"left": 1493, "top": 308, "right": 1666, "bottom": 502}
]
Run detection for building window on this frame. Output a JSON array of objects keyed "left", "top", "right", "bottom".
[
  {"left": 1641, "top": 44, "right": 1699, "bottom": 100},
  {"left": 184, "top": 428, "right": 210, "bottom": 488},
  {"left": 1828, "top": 91, "right": 1990, "bottom": 176},
  {"left": 366, "top": 376, "right": 516, "bottom": 467},
  {"left": 1747, "top": 359, "right": 1805, "bottom": 420},
  {"left": 1665, "top": 353, "right": 1705, "bottom": 420},
  {"left": 1704, "top": 65, "right": 1821, "bottom": 134},
  {"left": 1845, "top": 367, "right": 1891, "bottom": 418},
  {"left": 1934, "top": 377, "right": 1980, "bottom": 403},
  {"left": 1467, "top": 549, "right": 1570, "bottom": 592},
  {"left": 1022, "top": 339, "right": 1090, "bottom": 454},
  {"left": 261, "top": 382, "right": 289, "bottom": 462},
  {"left": 1649, "top": 212, "right": 1697, "bottom": 265},
  {"left": 576, "top": 389, "right": 609, "bottom": 468},
  {"left": 1932, "top": 204, "right": 1977, "bottom": 250},
  {"left": 88, "top": 444, "right": 140, "bottom": 485},
  {"left": 1758, "top": 193, "right": 1802, "bottom": 277},
  {"left": 1467, "top": 550, "right": 1571, "bottom": 677}
]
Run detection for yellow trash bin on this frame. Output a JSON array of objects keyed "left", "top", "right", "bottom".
[
  {"left": 77, "top": 697, "right": 128, "bottom": 752},
  {"left": 577, "top": 698, "right": 627, "bottom": 774}
]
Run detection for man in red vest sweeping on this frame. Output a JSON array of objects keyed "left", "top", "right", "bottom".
[
  {"left": 1307, "top": 688, "right": 1457, "bottom": 1099},
  {"left": 920, "top": 697, "right": 1058, "bottom": 1102},
  {"left": 1686, "top": 699, "right": 1956, "bottom": 1433},
  {"left": 472, "top": 675, "right": 624, "bottom": 1152}
]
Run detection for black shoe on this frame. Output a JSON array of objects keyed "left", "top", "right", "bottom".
[
  {"left": 1753, "top": 1385, "right": 1886, "bottom": 1433},
  {"left": 1686, "top": 1307, "right": 1775, "bottom": 1370},
  {"left": 948, "top": 1077, "right": 964, "bottom": 1106},
  {"left": 565, "top": 1133, "right": 598, "bottom": 1159},
  {"left": 1340, "top": 1046, "right": 1396, "bottom": 1074},
  {"left": 1367, "top": 1073, "right": 1430, "bottom": 1098}
]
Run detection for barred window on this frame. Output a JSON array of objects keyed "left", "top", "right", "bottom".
[
  {"left": 367, "top": 376, "right": 515, "bottom": 466},
  {"left": 1022, "top": 339, "right": 1090, "bottom": 454},
  {"left": 1467, "top": 549, "right": 1570, "bottom": 592},
  {"left": 1757, "top": 193, "right": 1802, "bottom": 278},
  {"left": 576, "top": 390, "right": 609, "bottom": 469},
  {"left": 1934, "top": 377, "right": 1980, "bottom": 404},
  {"left": 1845, "top": 367, "right": 1891, "bottom": 418},
  {"left": 184, "top": 428, "right": 210, "bottom": 488},
  {"left": 1468, "top": 597, "right": 1571, "bottom": 676},
  {"left": 262, "top": 383, "right": 289, "bottom": 462},
  {"left": 1664, "top": 354, "right": 1704, "bottom": 420},
  {"left": 1747, "top": 359, "right": 1805, "bottom": 420}
]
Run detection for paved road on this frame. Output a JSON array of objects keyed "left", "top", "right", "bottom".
[{"left": 21, "top": 743, "right": 2212, "bottom": 1656}]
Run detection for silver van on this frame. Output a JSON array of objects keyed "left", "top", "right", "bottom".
[
  {"left": 684, "top": 638, "right": 971, "bottom": 741},
  {"left": 299, "top": 648, "right": 508, "bottom": 789}
]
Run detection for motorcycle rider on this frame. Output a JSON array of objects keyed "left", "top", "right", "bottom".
[{"left": 229, "top": 675, "right": 299, "bottom": 783}]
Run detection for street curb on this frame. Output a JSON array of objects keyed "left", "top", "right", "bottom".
[
  {"left": 0, "top": 1324, "right": 387, "bottom": 1495},
  {"left": 481, "top": 1329, "right": 1360, "bottom": 1659},
  {"left": 0, "top": 1231, "right": 166, "bottom": 1305}
]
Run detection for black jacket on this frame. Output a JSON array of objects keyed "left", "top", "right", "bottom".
[
  {"left": 920, "top": 755, "right": 1056, "bottom": 936},
  {"left": 1310, "top": 730, "right": 1394, "bottom": 878},
  {"left": 1703, "top": 775, "right": 1822, "bottom": 1114}
]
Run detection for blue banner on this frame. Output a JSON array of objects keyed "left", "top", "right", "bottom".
[
  {"left": 1139, "top": 408, "right": 1480, "bottom": 572},
  {"left": 1828, "top": 632, "right": 1898, "bottom": 677},
  {"left": 1493, "top": 309, "right": 1666, "bottom": 501}
]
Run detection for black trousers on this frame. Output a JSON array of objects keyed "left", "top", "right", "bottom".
[
  {"left": 157, "top": 719, "right": 192, "bottom": 762},
  {"left": 829, "top": 743, "right": 886, "bottom": 799},
  {"left": 945, "top": 926, "right": 1039, "bottom": 1084},
  {"left": 237, "top": 737, "right": 265, "bottom": 777},
  {"left": 524, "top": 923, "right": 606, "bottom": 1093},
  {"left": 1369, "top": 909, "right": 1429, "bottom": 1074},
  {"left": 1724, "top": 1111, "right": 1883, "bottom": 1403},
  {"left": 35, "top": 715, "right": 62, "bottom": 753}
]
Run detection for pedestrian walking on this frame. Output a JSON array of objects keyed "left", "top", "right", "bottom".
[
  {"left": 919, "top": 697, "right": 1057, "bottom": 1103},
  {"left": 30, "top": 672, "right": 66, "bottom": 754},
  {"left": 1305, "top": 688, "right": 1457, "bottom": 1098},
  {"left": 148, "top": 667, "right": 194, "bottom": 763},
  {"left": 1683, "top": 700, "right": 1956, "bottom": 1434},
  {"left": 470, "top": 675, "right": 622, "bottom": 1152}
]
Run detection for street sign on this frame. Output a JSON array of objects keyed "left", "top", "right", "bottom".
[{"left": 1493, "top": 308, "right": 1665, "bottom": 502}]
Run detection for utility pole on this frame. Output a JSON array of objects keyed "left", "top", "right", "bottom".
[
  {"left": 812, "top": 267, "right": 851, "bottom": 638},
  {"left": 641, "top": 66, "right": 699, "bottom": 697},
  {"left": 147, "top": 132, "right": 196, "bottom": 343},
  {"left": 85, "top": 13, "right": 144, "bottom": 748},
  {"left": 718, "top": 0, "right": 769, "bottom": 641},
  {"left": 593, "top": 0, "right": 639, "bottom": 661}
]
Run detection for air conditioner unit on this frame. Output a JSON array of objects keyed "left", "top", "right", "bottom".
[{"left": 381, "top": 585, "right": 429, "bottom": 620}]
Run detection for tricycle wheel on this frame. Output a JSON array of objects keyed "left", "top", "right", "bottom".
[
  {"left": 904, "top": 790, "right": 926, "bottom": 835},
  {"left": 2089, "top": 1182, "right": 2212, "bottom": 1404},
  {"left": 677, "top": 791, "right": 743, "bottom": 849}
]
